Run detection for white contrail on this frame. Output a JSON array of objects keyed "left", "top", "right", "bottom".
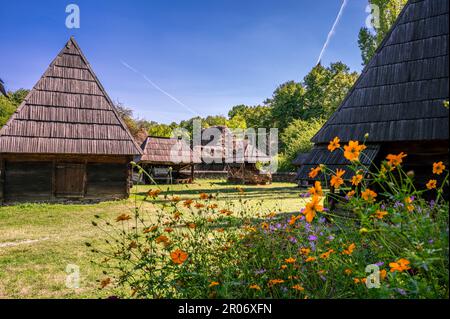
[
  {"left": 121, "top": 61, "right": 199, "bottom": 116},
  {"left": 316, "top": 0, "right": 348, "bottom": 65}
]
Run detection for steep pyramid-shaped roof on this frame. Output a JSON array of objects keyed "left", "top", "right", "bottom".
[
  {"left": 0, "top": 37, "right": 142, "bottom": 155},
  {"left": 312, "top": 0, "right": 449, "bottom": 144}
]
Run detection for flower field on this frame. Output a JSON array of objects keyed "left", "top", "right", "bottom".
[{"left": 91, "top": 139, "right": 449, "bottom": 299}]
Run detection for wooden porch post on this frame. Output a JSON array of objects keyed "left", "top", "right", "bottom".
[{"left": 190, "top": 164, "right": 195, "bottom": 182}]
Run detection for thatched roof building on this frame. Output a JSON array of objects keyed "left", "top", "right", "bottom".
[
  {"left": 0, "top": 37, "right": 142, "bottom": 203},
  {"left": 297, "top": 0, "right": 449, "bottom": 185}
]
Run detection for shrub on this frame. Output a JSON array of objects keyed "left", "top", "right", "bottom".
[{"left": 90, "top": 141, "right": 449, "bottom": 299}]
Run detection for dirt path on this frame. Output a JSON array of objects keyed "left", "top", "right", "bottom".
[{"left": 0, "top": 238, "right": 50, "bottom": 248}]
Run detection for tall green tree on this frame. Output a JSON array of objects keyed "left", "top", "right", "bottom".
[
  {"left": 358, "top": 0, "right": 407, "bottom": 65},
  {"left": 0, "top": 89, "right": 29, "bottom": 128}
]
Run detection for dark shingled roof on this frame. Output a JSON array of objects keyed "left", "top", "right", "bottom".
[
  {"left": 0, "top": 37, "right": 142, "bottom": 155},
  {"left": 292, "top": 152, "right": 310, "bottom": 166},
  {"left": 297, "top": 0, "right": 449, "bottom": 180},
  {"left": 139, "top": 136, "right": 193, "bottom": 165},
  {"left": 312, "top": 0, "right": 449, "bottom": 144}
]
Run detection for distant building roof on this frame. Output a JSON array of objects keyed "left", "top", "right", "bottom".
[
  {"left": 138, "top": 136, "right": 192, "bottom": 165},
  {"left": 0, "top": 37, "right": 142, "bottom": 155}
]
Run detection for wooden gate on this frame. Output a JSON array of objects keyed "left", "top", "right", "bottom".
[{"left": 55, "top": 163, "right": 86, "bottom": 197}]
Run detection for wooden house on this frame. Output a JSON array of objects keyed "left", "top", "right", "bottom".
[
  {"left": 296, "top": 0, "right": 449, "bottom": 187},
  {"left": 137, "top": 136, "right": 194, "bottom": 184},
  {"left": 0, "top": 37, "right": 142, "bottom": 203}
]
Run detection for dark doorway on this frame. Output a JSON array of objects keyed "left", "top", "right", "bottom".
[{"left": 55, "top": 163, "right": 86, "bottom": 198}]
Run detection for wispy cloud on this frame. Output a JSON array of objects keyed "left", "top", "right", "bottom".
[
  {"left": 316, "top": 0, "right": 348, "bottom": 65},
  {"left": 121, "top": 61, "right": 199, "bottom": 116}
]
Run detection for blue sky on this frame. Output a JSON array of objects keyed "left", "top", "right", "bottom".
[{"left": 0, "top": 0, "right": 368, "bottom": 123}]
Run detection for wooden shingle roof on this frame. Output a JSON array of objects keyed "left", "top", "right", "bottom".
[
  {"left": 0, "top": 37, "right": 142, "bottom": 155},
  {"left": 139, "top": 136, "right": 193, "bottom": 165},
  {"left": 312, "top": 0, "right": 449, "bottom": 144}
]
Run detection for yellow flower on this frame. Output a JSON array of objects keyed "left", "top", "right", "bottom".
[
  {"left": 308, "top": 181, "right": 323, "bottom": 196},
  {"left": 342, "top": 243, "right": 356, "bottom": 255},
  {"left": 305, "top": 256, "right": 316, "bottom": 262},
  {"left": 209, "top": 281, "right": 220, "bottom": 288},
  {"left": 261, "top": 222, "right": 269, "bottom": 230},
  {"left": 386, "top": 152, "right": 407, "bottom": 168},
  {"left": 361, "top": 188, "right": 377, "bottom": 202},
  {"left": 280, "top": 265, "right": 287, "bottom": 270},
  {"left": 320, "top": 249, "right": 334, "bottom": 259},
  {"left": 351, "top": 174, "right": 363, "bottom": 186},
  {"left": 404, "top": 197, "right": 414, "bottom": 212},
  {"left": 249, "top": 284, "right": 261, "bottom": 290},
  {"left": 374, "top": 210, "right": 388, "bottom": 219},
  {"left": 426, "top": 179, "right": 437, "bottom": 190},
  {"left": 268, "top": 279, "right": 285, "bottom": 286},
  {"left": 343, "top": 141, "right": 366, "bottom": 162},
  {"left": 328, "top": 137, "right": 340, "bottom": 152},
  {"left": 330, "top": 169, "right": 345, "bottom": 189},
  {"left": 303, "top": 195, "right": 324, "bottom": 223},
  {"left": 433, "top": 161, "right": 446, "bottom": 175},
  {"left": 308, "top": 166, "right": 321, "bottom": 179},
  {"left": 170, "top": 249, "right": 189, "bottom": 265},
  {"left": 344, "top": 269, "right": 353, "bottom": 275},
  {"left": 299, "top": 247, "right": 310, "bottom": 256},
  {"left": 285, "top": 257, "right": 296, "bottom": 264},
  {"left": 389, "top": 258, "right": 411, "bottom": 272},
  {"left": 292, "top": 284, "right": 304, "bottom": 291}
]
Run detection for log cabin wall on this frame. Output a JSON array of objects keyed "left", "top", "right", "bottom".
[{"left": 0, "top": 154, "right": 132, "bottom": 203}]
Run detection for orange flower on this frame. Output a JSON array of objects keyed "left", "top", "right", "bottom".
[
  {"left": 249, "top": 284, "right": 261, "bottom": 290},
  {"left": 305, "top": 256, "right": 316, "bottom": 262},
  {"left": 171, "top": 196, "right": 181, "bottom": 202},
  {"left": 353, "top": 278, "right": 361, "bottom": 284},
  {"left": 426, "top": 179, "right": 437, "bottom": 189},
  {"left": 143, "top": 226, "right": 158, "bottom": 233},
  {"left": 155, "top": 235, "right": 169, "bottom": 244},
  {"left": 386, "top": 152, "right": 407, "bottom": 168},
  {"left": 199, "top": 193, "right": 209, "bottom": 200},
  {"left": 268, "top": 279, "right": 285, "bottom": 286},
  {"left": 194, "top": 202, "right": 205, "bottom": 209},
  {"left": 187, "top": 223, "right": 196, "bottom": 229},
  {"left": 280, "top": 265, "right": 287, "bottom": 270},
  {"left": 389, "top": 258, "right": 411, "bottom": 272},
  {"left": 303, "top": 195, "right": 324, "bottom": 223},
  {"left": 147, "top": 189, "right": 161, "bottom": 198},
  {"left": 116, "top": 213, "right": 132, "bottom": 222},
  {"left": 285, "top": 257, "right": 296, "bottom": 264},
  {"left": 342, "top": 243, "right": 356, "bottom": 255},
  {"left": 432, "top": 161, "right": 445, "bottom": 175},
  {"left": 374, "top": 210, "right": 388, "bottom": 219},
  {"left": 361, "top": 188, "right": 377, "bottom": 202},
  {"left": 299, "top": 247, "right": 310, "bottom": 256},
  {"left": 261, "top": 222, "right": 269, "bottom": 230},
  {"left": 320, "top": 249, "right": 334, "bottom": 259},
  {"left": 308, "top": 181, "right": 323, "bottom": 196},
  {"left": 404, "top": 197, "right": 414, "bottom": 212},
  {"left": 330, "top": 169, "right": 345, "bottom": 189},
  {"left": 351, "top": 174, "right": 363, "bottom": 186},
  {"left": 100, "top": 277, "right": 112, "bottom": 288},
  {"left": 183, "top": 199, "right": 193, "bottom": 208},
  {"left": 164, "top": 227, "right": 173, "bottom": 233},
  {"left": 380, "top": 269, "right": 387, "bottom": 280},
  {"left": 288, "top": 215, "right": 301, "bottom": 225},
  {"left": 343, "top": 141, "right": 366, "bottom": 162},
  {"left": 344, "top": 269, "right": 352, "bottom": 275},
  {"left": 170, "top": 249, "right": 188, "bottom": 265},
  {"left": 208, "top": 203, "right": 218, "bottom": 209},
  {"left": 347, "top": 190, "right": 356, "bottom": 198},
  {"left": 209, "top": 281, "right": 219, "bottom": 287},
  {"left": 292, "top": 284, "right": 304, "bottom": 291},
  {"left": 308, "top": 166, "right": 321, "bottom": 179},
  {"left": 328, "top": 137, "right": 340, "bottom": 152}
]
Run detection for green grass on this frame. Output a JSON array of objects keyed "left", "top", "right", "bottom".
[{"left": 0, "top": 179, "right": 302, "bottom": 299}]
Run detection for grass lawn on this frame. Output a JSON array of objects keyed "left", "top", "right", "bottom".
[{"left": 0, "top": 179, "right": 303, "bottom": 299}]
